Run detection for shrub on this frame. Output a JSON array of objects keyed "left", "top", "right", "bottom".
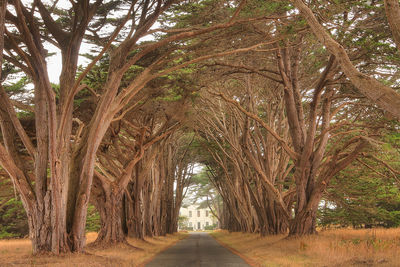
[
  {"left": 0, "top": 198, "right": 29, "bottom": 238},
  {"left": 85, "top": 205, "right": 100, "bottom": 232}
]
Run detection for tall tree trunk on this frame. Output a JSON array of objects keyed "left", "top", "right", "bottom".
[
  {"left": 126, "top": 181, "right": 145, "bottom": 239},
  {"left": 143, "top": 183, "right": 153, "bottom": 237},
  {"left": 265, "top": 200, "right": 288, "bottom": 235},
  {"left": 29, "top": 198, "right": 53, "bottom": 253}
]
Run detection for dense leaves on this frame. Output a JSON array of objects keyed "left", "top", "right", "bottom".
[{"left": 320, "top": 167, "right": 400, "bottom": 228}]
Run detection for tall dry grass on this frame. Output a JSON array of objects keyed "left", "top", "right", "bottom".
[
  {"left": 211, "top": 228, "right": 400, "bottom": 267},
  {"left": 0, "top": 232, "right": 187, "bottom": 267}
]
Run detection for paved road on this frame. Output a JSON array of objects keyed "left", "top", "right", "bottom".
[{"left": 145, "top": 232, "right": 250, "bottom": 267}]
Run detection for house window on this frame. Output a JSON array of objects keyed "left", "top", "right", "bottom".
[
  {"left": 197, "top": 210, "right": 200, "bottom": 217},
  {"left": 189, "top": 211, "right": 192, "bottom": 217},
  {"left": 206, "top": 222, "right": 209, "bottom": 226},
  {"left": 206, "top": 210, "right": 209, "bottom": 217},
  {"left": 198, "top": 222, "right": 201, "bottom": 229},
  {"left": 189, "top": 222, "right": 192, "bottom": 227}
]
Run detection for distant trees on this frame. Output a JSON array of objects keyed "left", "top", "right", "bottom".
[
  {"left": 319, "top": 130, "right": 400, "bottom": 227},
  {"left": 195, "top": 83, "right": 291, "bottom": 235},
  {"left": 320, "top": 161, "right": 400, "bottom": 228}
]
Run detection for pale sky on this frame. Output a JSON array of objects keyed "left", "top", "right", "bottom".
[
  {"left": 44, "top": 2, "right": 158, "bottom": 84},
  {"left": 46, "top": 42, "right": 94, "bottom": 84}
]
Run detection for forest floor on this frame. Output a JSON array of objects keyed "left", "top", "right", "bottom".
[
  {"left": 210, "top": 228, "right": 400, "bottom": 267},
  {"left": 0, "top": 232, "right": 188, "bottom": 267}
]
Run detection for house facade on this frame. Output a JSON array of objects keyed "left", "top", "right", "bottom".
[{"left": 179, "top": 204, "right": 216, "bottom": 230}]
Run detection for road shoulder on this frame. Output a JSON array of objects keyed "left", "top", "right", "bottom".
[{"left": 209, "top": 231, "right": 260, "bottom": 267}]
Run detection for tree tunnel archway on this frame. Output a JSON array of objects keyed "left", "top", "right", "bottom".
[{"left": 0, "top": 0, "right": 399, "bottom": 255}]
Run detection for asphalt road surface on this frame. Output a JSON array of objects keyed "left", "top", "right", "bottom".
[{"left": 145, "top": 232, "right": 250, "bottom": 267}]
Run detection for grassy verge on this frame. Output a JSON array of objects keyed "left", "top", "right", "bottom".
[
  {"left": 0, "top": 232, "right": 188, "bottom": 267},
  {"left": 210, "top": 228, "right": 400, "bottom": 266}
]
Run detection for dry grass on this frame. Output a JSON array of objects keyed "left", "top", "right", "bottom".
[
  {"left": 0, "top": 232, "right": 188, "bottom": 267},
  {"left": 211, "top": 228, "right": 400, "bottom": 267}
]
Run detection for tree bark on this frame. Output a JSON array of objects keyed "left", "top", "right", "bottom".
[
  {"left": 29, "top": 197, "right": 53, "bottom": 253},
  {"left": 126, "top": 172, "right": 145, "bottom": 240},
  {"left": 92, "top": 178, "right": 127, "bottom": 246},
  {"left": 289, "top": 207, "right": 318, "bottom": 236},
  {"left": 384, "top": 0, "right": 400, "bottom": 51},
  {"left": 96, "top": 195, "right": 126, "bottom": 245}
]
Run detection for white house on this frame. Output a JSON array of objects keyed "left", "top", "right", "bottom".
[{"left": 179, "top": 204, "right": 216, "bottom": 230}]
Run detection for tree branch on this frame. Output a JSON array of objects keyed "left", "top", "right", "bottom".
[
  {"left": 291, "top": 0, "right": 400, "bottom": 120},
  {"left": 384, "top": 0, "right": 400, "bottom": 51},
  {"left": 213, "top": 91, "right": 299, "bottom": 160},
  {"left": 0, "top": 86, "right": 37, "bottom": 157}
]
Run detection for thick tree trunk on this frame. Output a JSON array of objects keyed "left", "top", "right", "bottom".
[
  {"left": 96, "top": 196, "right": 126, "bottom": 245},
  {"left": 143, "top": 182, "right": 153, "bottom": 237},
  {"left": 126, "top": 190, "right": 145, "bottom": 240},
  {"left": 265, "top": 201, "right": 289, "bottom": 235},
  {"left": 289, "top": 168, "right": 319, "bottom": 237},
  {"left": 29, "top": 202, "right": 53, "bottom": 253},
  {"left": 93, "top": 184, "right": 126, "bottom": 246},
  {"left": 125, "top": 164, "right": 145, "bottom": 240},
  {"left": 289, "top": 207, "right": 318, "bottom": 236}
]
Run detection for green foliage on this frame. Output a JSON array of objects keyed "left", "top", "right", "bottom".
[
  {"left": 319, "top": 162, "right": 400, "bottom": 228},
  {"left": 79, "top": 56, "right": 110, "bottom": 93},
  {"left": 0, "top": 193, "right": 100, "bottom": 238},
  {"left": 156, "top": 87, "right": 184, "bottom": 102},
  {"left": 3, "top": 77, "right": 29, "bottom": 94},
  {"left": 178, "top": 215, "right": 189, "bottom": 230},
  {"left": 184, "top": 167, "right": 215, "bottom": 204},
  {"left": 204, "top": 224, "right": 217, "bottom": 230},
  {"left": 384, "top": 132, "right": 400, "bottom": 151},
  {"left": 242, "top": 0, "right": 293, "bottom": 18},
  {"left": 0, "top": 197, "right": 29, "bottom": 239},
  {"left": 16, "top": 111, "right": 34, "bottom": 119},
  {"left": 85, "top": 205, "right": 100, "bottom": 232},
  {"left": 163, "top": 0, "right": 230, "bottom": 29}
]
